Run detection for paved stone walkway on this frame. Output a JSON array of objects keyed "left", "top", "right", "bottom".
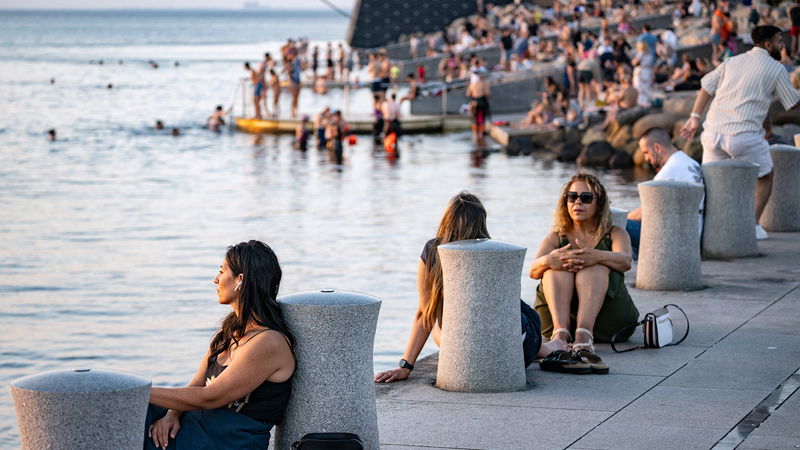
[{"left": 375, "top": 232, "right": 800, "bottom": 449}]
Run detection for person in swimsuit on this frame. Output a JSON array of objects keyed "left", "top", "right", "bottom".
[
  {"left": 374, "top": 191, "right": 569, "bottom": 383},
  {"left": 207, "top": 105, "right": 227, "bottom": 132},
  {"left": 288, "top": 55, "right": 302, "bottom": 118},
  {"left": 529, "top": 171, "right": 639, "bottom": 372},
  {"left": 325, "top": 110, "right": 345, "bottom": 164},
  {"left": 295, "top": 115, "right": 310, "bottom": 150},
  {"left": 465, "top": 67, "right": 491, "bottom": 146},
  {"left": 269, "top": 69, "right": 281, "bottom": 118},
  {"left": 145, "top": 240, "right": 295, "bottom": 449},
  {"left": 243, "top": 62, "right": 262, "bottom": 119}
]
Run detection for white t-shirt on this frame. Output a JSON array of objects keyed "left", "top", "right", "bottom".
[{"left": 654, "top": 151, "right": 705, "bottom": 235}]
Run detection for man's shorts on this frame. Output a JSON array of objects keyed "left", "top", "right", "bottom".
[
  {"left": 711, "top": 33, "right": 722, "bottom": 45},
  {"left": 254, "top": 82, "right": 264, "bottom": 98},
  {"left": 700, "top": 130, "right": 773, "bottom": 177}
]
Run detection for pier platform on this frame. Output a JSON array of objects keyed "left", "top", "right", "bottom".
[
  {"left": 375, "top": 232, "right": 800, "bottom": 449},
  {"left": 235, "top": 115, "right": 470, "bottom": 135}
]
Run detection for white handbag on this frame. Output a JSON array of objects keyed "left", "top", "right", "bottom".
[{"left": 611, "top": 304, "right": 689, "bottom": 352}]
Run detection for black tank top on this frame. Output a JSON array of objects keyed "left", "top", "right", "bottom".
[{"left": 205, "top": 334, "right": 293, "bottom": 424}]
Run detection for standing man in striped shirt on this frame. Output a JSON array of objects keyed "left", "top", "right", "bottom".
[{"left": 681, "top": 25, "right": 800, "bottom": 240}]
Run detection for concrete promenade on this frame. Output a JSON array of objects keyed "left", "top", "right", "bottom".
[{"left": 374, "top": 232, "right": 800, "bottom": 449}]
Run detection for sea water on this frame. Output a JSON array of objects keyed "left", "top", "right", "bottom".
[{"left": 0, "top": 9, "right": 644, "bottom": 446}]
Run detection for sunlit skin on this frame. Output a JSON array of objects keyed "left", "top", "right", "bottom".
[
  {"left": 214, "top": 259, "right": 243, "bottom": 308},
  {"left": 529, "top": 180, "right": 632, "bottom": 347},
  {"left": 146, "top": 257, "right": 294, "bottom": 449}
]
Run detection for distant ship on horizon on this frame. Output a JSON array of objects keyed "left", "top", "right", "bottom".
[{"left": 242, "top": 1, "right": 271, "bottom": 10}]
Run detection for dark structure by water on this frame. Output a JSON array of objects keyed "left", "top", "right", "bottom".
[{"left": 347, "top": 0, "right": 505, "bottom": 49}]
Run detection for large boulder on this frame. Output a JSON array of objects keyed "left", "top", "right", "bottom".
[
  {"left": 683, "top": 137, "right": 703, "bottom": 163},
  {"left": 609, "top": 151, "right": 634, "bottom": 169},
  {"left": 663, "top": 94, "right": 696, "bottom": 117},
  {"left": 609, "top": 125, "right": 633, "bottom": 150},
  {"left": 581, "top": 127, "right": 606, "bottom": 146},
  {"left": 617, "top": 106, "right": 648, "bottom": 126},
  {"left": 563, "top": 127, "right": 582, "bottom": 146},
  {"left": 529, "top": 128, "right": 564, "bottom": 148},
  {"left": 554, "top": 142, "right": 582, "bottom": 162},
  {"left": 621, "top": 139, "right": 640, "bottom": 155},
  {"left": 577, "top": 141, "right": 616, "bottom": 167},
  {"left": 632, "top": 113, "right": 681, "bottom": 140}
]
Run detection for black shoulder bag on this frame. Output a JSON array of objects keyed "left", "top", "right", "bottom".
[{"left": 292, "top": 433, "right": 364, "bottom": 450}]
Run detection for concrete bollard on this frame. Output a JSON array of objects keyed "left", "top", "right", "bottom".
[
  {"left": 760, "top": 145, "right": 800, "bottom": 231},
  {"left": 636, "top": 180, "right": 704, "bottom": 290},
  {"left": 10, "top": 368, "right": 150, "bottom": 450},
  {"left": 610, "top": 207, "right": 629, "bottom": 229},
  {"left": 435, "top": 239, "right": 527, "bottom": 392},
  {"left": 275, "top": 289, "right": 381, "bottom": 450},
  {"left": 702, "top": 160, "right": 759, "bottom": 258}
]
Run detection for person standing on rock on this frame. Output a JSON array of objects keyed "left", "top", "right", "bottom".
[
  {"left": 626, "top": 128, "right": 705, "bottom": 259},
  {"left": 680, "top": 25, "right": 800, "bottom": 240}
]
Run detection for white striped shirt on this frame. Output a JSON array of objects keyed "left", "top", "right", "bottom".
[{"left": 701, "top": 47, "right": 800, "bottom": 135}]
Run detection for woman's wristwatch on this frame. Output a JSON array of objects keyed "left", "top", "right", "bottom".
[
  {"left": 399, "top": 359, "right": 414, "bottom": 371},
  {"left": 689, "top": 112, "right": 701, "bottom": 119}
]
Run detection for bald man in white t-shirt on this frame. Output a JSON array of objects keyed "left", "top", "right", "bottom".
[{"left": 626, "top": 128, "right": 705, "bottom": 258}]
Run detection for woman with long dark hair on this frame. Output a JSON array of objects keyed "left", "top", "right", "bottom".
[
  {"left": 145, "top": 240, "right": 295, "bottom": 449},
  {"left": 375, "top": 191, "right": 568, "bottom": 383}
]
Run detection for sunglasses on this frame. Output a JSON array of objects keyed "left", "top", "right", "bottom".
[{"left": 565, "top": 191, "right": 595, "bottom": 204}]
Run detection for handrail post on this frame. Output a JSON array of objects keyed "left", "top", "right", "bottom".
[{"left": 441, "top": 81, "right": 447, "bottom": 118}]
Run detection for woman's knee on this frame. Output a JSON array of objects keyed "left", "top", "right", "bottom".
[
  {"left": 575, "top": 264, "right": 610, "bottom": 282},
  {"left": 543, "top": 269, "right": 575, "bottom": 288}
]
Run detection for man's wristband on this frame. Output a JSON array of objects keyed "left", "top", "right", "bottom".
[
  {"left": 399, "top": 359, "right": 414, "bottom": 371},
  {"left": 690, "top": 112, "right": 701, "bottom": 119}
]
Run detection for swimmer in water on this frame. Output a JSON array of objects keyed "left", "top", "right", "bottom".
[
  {"left": 47, "top": 129, "right": 56, "bottom": 141},
  {"left": 155, "top": 120, "right": 164, "bottom": 130},
  {"left": 171, "top": 128, "right": 180, "bottom": 136},
  {"left": 207, "top": 105, "right": 228, "bottom": 132}
]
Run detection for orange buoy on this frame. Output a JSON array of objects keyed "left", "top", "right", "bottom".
[
  {"left": 347, "top": 134, "right": 357, "bottom": 145},
  {"left": 384, "top": 132, "right": 397, "bottom": 153}
]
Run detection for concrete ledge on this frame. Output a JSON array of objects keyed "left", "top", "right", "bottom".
[{"left": 375, "top": 232, "right": 800, "bottom": 448}]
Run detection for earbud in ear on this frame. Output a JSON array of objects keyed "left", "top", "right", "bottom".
[{"left": 234, "top": 281, "right": 242, "bottom": 292}]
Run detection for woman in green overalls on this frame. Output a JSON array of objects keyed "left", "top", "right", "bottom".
[{"left": 529, "top": 171, "right": 639, "bottom": 371}]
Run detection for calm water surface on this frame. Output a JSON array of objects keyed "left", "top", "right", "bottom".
[{"left": 0, "top": 9, "right": 646, "bottom": 446}]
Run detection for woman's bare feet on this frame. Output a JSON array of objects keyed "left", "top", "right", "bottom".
[{"left": 537, "top": 337, "right": 569, "bottom": 358}]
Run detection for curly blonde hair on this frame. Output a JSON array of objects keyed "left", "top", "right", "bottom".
[{"left": 552, "top": 170, "right": 612, "bottom": 242}]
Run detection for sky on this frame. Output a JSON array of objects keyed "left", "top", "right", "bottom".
[{"left": 0, "top": 0, "right": 355, "bottom": 10}]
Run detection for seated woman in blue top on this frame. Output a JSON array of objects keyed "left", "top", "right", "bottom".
[
  {"left": 145, "top": 240, "right": 295, "bottom": 449},
  {"left": 375, "top": 191, "right": 568, "bottom": 383}
]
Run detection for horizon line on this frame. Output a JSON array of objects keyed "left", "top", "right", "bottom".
[{"left": 0, "top": 7, "right": 349, "bottom": 11}]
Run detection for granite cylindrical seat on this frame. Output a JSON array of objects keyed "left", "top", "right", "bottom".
[
  {"left": 10, "top": 368, "right": 151, "bottom": 450},
  {"left": 435, "top": 239, "right": 527, "bottom": 393},
  {"left": 610, "top": 206, "right": 629, "bottom": 229},
  {"left": 702, "top": 160, "right": 759, "bottom": 258},
  {"left": 636, "top": 180, "right": 704, "bottom": 290},
  {"left": 275, "top": 289, "right": 381, "bottom": 450},
  {"left": 760, "top": 145, "right": 800, "bottom": 231}
]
